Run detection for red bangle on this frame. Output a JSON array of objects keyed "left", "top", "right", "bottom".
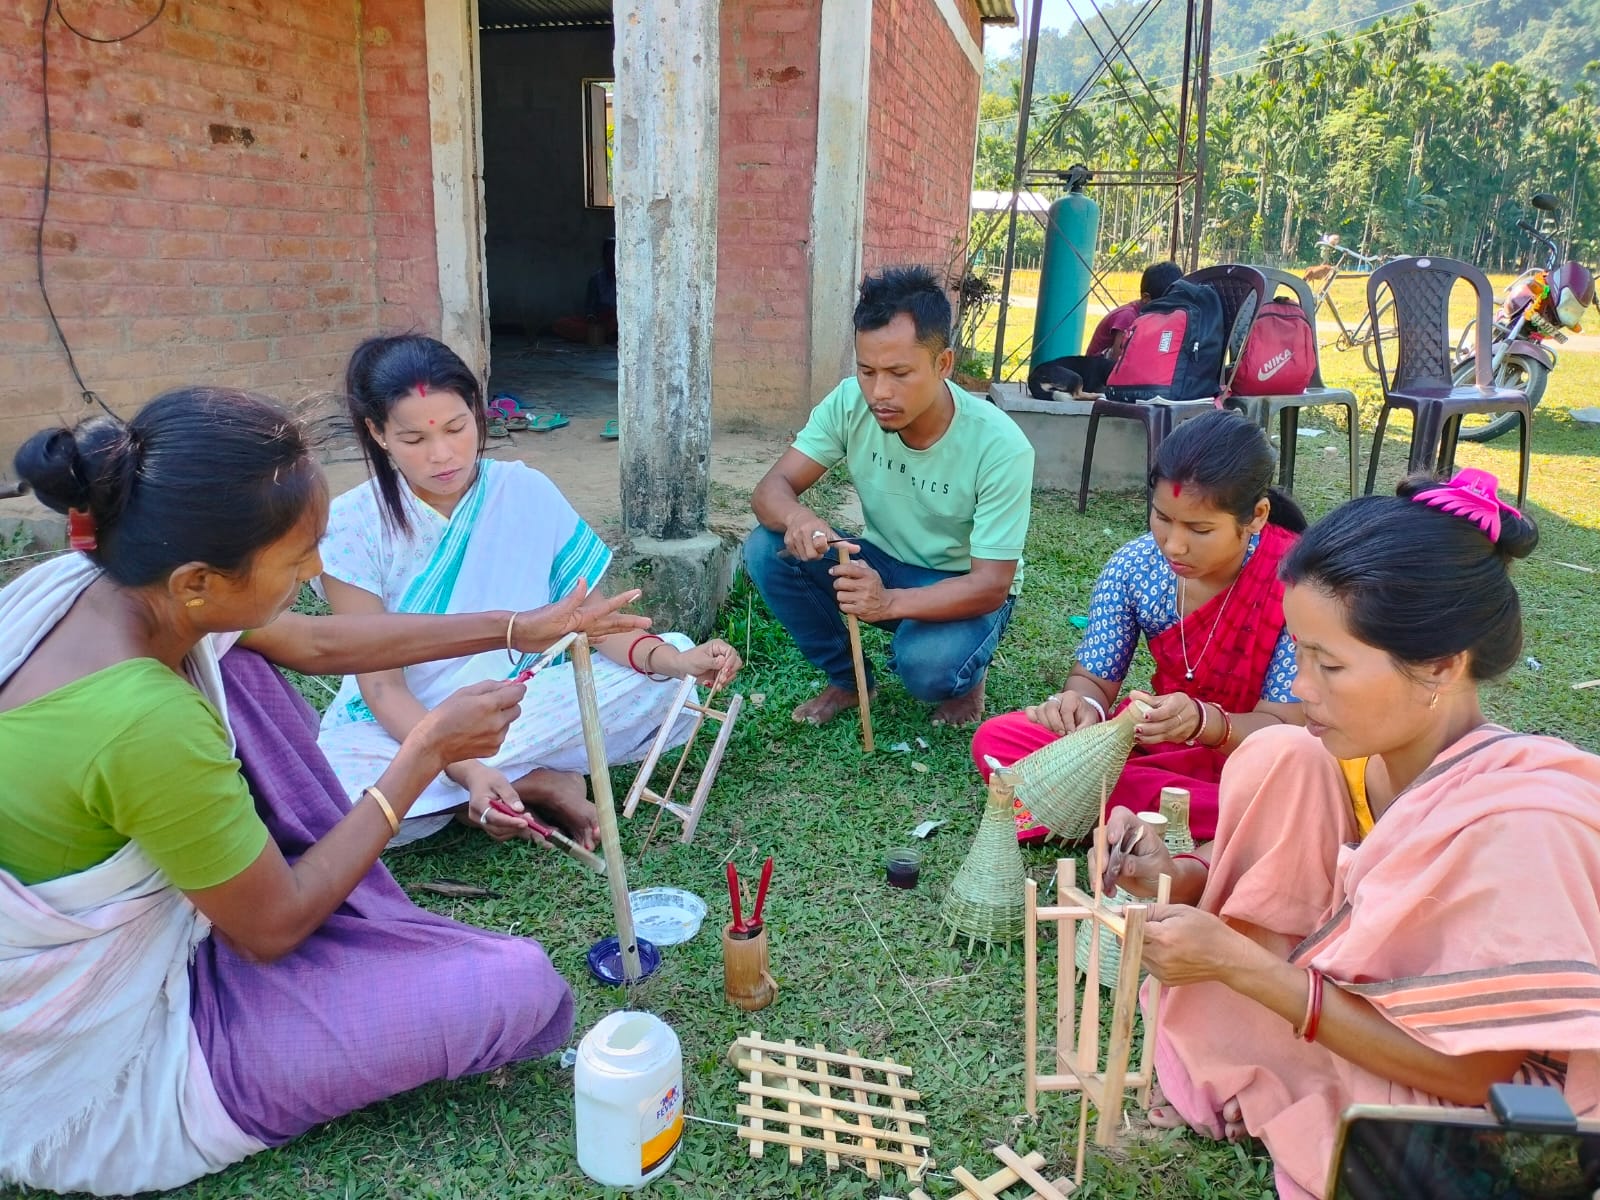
[
  {"left": 626, "top": 634, "right": 664, "bottom": 674},
  {"left": 1297, "top": 968, "right": 1325, "bottom": 1042},
  {"left": 1184, "top": 695, "right": 1207, "bottom": 746}
]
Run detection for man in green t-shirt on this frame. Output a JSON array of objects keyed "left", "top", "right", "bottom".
[{"left": 746, "top": 265, "right": 1035, "bottom": 728}]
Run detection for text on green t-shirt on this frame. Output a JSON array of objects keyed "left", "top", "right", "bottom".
[{"left": 790, "top": 378, "right": 1036, "bottom": 592}]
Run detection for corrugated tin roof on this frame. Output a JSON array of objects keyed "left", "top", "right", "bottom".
[
  {"left": 479, "top": 0, "right": 611, "bottom": 30},
  {"left": 976, "top": 0, "right": 1018, "bottom": 24}
]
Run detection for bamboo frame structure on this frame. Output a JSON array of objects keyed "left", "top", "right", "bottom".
[
  {"left": 727, "top": 1033, "right": 929, "bottom": 1181},
  {"left": 911, "top": 1144, "right": 1076, "bottom": 1200},
  {"left": 569, "top": 634, "right": 642, "bottom": 982},
  {"left": 1022, "top": 830, "right": 1171, "bottom": 1185},
  {"left": 621, "top": 674, "right": 745, "bottom": 844}
]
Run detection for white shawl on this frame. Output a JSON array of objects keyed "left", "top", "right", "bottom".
[{"left": 0, "top": 555, "right": 265, "bottom": 1194}]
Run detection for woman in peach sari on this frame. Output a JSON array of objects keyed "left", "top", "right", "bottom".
[{"left": 1102, "top": 470, "right": 1600, "bottom": 1199}]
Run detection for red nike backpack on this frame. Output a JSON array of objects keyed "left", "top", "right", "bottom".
[
  {"left": 1231, "top": 298, "right": 1316, "bottom": 396},
  {"left": 1104, "top": 280, "right": 1226, "bottom": 403}
]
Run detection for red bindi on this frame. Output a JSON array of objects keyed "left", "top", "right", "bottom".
[{"left": 428, "top": 419, "right": 435, "bottom": 425}]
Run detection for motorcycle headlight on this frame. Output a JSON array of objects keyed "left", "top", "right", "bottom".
[{"left": 1557, "top": 288, "right": 1587, "bottom": 330}]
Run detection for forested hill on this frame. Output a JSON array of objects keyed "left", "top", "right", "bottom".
[
  {"left": 973, "top": 1, "right": 1599, "bottom": 266},
  {"left": 985, "top": 0, "right": 1600, "bottom": 100}
]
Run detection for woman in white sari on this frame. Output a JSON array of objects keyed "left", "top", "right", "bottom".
[{"left": 317, "top": 334, "right": 741, "bottom": 847}]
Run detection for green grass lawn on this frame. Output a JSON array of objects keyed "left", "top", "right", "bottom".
[{"left": 4, "top": 354, "right": 1597, "bottom": 1200}]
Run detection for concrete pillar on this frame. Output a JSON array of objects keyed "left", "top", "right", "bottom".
[
  {"left": 613, "top": 0, "right": 719, "bottom": 543},
  {"left": 809, "top": 0, "right": 874, "bottom": 396},
  {"left": 423, "top": 0, "right": 490, "bottom": 380}
]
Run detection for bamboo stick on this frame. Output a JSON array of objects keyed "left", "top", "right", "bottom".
[
  {"left": 952, "top": 1164, "right": 1005, "bottom": 1199},
  {"left": 993, "top": 1144, "right": 1075, "bottom": 1200},
  {"left": 731, "top": 1037, "right": 916, "bottom": 1076},
  {"left": 814, "top": 1043, "right": 841, "bottom": 1169},
  {"left": 568, "top": 634, "right": 640, "bottom": 982},
  {"left": 730, "top": 1057, "right": 921, "bottom": 1101},
  {"left": 734, "top": 1124, "right": 923, "bottom": 1169},
  {"left": 782, "top": 1040, "right": 804, "bottom": 1165},
  {"left": 836, "top": 544, "right": 874, "bottom": 752},
  {"left": 1096, "top": 903, "right": 1147, "bottom": 1146},
  {"left": 847, "top": 1057, "right": 882, "bottom": 1179},
  {"left": 1074, "top": 1085, "right": 1090, "bottom": 1186},
  {"left": 1031, "top": 1071, "right": 1149, "bottom": 1092},
  {"left": 1137, "top": 871, "right": 1173, "bottom": 1108},
  {"left": 736, "top": 1080, "right": 927, "bottom": 1124},
  {"left": 885, "top": 1057, "right": 922, "bottom": 1179},
  {"left": 959, "top": 1150, "right": 1051, "bottom": 1199},
  {"left": 1057, "top": 858, "right": 1076, "bottom": 1075},
  {"left": 1024, "top": 876, "right": 1039, "bottom": 1116},
  {"left": 730, "top": 1105, "right": 933, "bottom": 1150},
  {"left": 748, "top": 1039, "right": 766, "bottom": 1160}
]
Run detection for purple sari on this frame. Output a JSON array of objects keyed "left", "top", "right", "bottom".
[{"left": 188, "top": 648, "right": 574, "bottom": 1145}]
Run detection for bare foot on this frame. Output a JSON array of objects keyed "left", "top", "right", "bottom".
[
  {"left": 791, "top": 684, "right": 872, "bottom": 726},
  {"left": 931, "top": 676, "right": 986, "bottom": 727},
  {"left": 1144, "top": 1084, "right": 1247, "bottom": 1139},
  {"left": 1145, "top": 1084, "right": 1190, "bottom": 1130},
  {"left": 1222, "top": 1096, "right": 1249, "bottom": 1143},
  {"left": 514, "top": 769, "right": 600, "bottom": 850}
]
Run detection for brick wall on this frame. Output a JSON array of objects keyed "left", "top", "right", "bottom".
[
  {"left": 0, "top": 0, "right": 438, "bottom": 459},
  {"left": 713, "top": 0, "right": 821, "bottom": 424},
  {"left": 861, "top": 0, "right": 983, "bottom": 284}
]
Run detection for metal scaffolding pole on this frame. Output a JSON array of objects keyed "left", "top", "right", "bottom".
[
  {"left": 989, "top": 0, "right": 1046, "bottom": 383},
  {"left": 981, "top": 0, "right": 1213, "bottom": 381}
]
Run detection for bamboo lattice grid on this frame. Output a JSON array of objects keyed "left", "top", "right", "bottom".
[{"left": 727, "top": 1033, "right": 931, "bottom": 1182}]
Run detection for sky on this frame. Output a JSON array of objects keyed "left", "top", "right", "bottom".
[{"left": 983, "top": 1, "right": 1086, "bottom": 63}]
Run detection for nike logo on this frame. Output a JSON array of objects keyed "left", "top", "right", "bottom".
[{"left": 1257, "top": 349, "right": 1294, "bottom": 381}]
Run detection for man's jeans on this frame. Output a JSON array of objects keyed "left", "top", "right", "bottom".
[{"left": 742, "top": 526, "right": 1014, "bottom": 703}]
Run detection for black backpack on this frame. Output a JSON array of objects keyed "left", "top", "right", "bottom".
[{"left": 1103, "top": 280, "right": 1225, "bottom": 402}]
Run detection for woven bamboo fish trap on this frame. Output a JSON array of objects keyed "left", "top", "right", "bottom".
[
  {"left": 1075, "top": 888, "right": 1142, "bottom": 985},
  {"left": 1076, "top": 811, "right": 1172, "bottom": 988},
  {"left": 1012, "top": 702, "right": 1147, "bottom": 842},
  {"left": 941, "top": 767, "right": 1027, "bottom": 952}
]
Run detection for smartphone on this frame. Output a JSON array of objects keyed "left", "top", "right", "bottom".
[{"left": 1328, "top": 1102, "right": 1600, "bottom": 1200}]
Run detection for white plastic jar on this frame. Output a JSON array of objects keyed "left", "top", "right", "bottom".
[{"left": 574, "top": 1010, "right": 684, "bottom": 1189}]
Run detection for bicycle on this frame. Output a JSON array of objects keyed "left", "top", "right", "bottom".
[{"left": 1303, "top": 236, "right": 1398, "bottom": 374}]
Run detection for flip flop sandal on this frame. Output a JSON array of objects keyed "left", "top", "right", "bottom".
[
  {"left": 491, "top": 391, "right": 534, "bottom": 417},
  {"left": 600, "top": 419, "right": 619, "bottom": 440},
  {"left": 529, "top": 413, "right": 570, "bottom": 432},
  {"left": 504, "top": 414, "right": 530, "bottom": 431},
  {"left": 486, "top": 413, "right": 510, "bottom": 439}
]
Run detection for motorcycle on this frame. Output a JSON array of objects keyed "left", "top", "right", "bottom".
[{"left": 1453, "top": 193, "right": 1596, "bottom": 443}]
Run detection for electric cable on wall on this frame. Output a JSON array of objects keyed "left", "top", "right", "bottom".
[{"left": 34, "top": 0, "right": 170, "bottom": 421}]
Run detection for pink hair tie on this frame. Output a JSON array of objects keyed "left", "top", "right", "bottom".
[{"left": 1411, "top": 468, "right": 1521, "bottom": 542}]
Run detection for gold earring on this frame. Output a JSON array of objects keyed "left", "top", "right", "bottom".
[
  {"left": 185, "top": 598, "right": 205, "bottom": 609},
  {"left": 1429, "top": 690, "right": 1439, "bottom": 710}
]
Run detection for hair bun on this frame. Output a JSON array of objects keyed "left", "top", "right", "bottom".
[
  {"left": 1395, "top": 471, "right": 1539, "bottom": 561},
  {"left": 12, "top": 417, "right": 136, "bottom": 522},
  {"left": 1493, "top": 510, "right": 1539, "bottom": 561}
]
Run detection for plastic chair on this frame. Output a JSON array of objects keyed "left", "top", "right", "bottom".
[
  {"left": 1075, "top": 265, "right": 1266, "bottom": 513},
  {"left": 1363, "top": 257, "right": 1531, "bottom": 505},
  {"left": 1233, "top": 267, "right": 1360, "bottom": 496},
  {"left": 1187, "top": 264, "right": 1267, "bottom": 394}
]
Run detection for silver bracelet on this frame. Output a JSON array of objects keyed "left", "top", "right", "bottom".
[{"left": 1079, "top": 693, "right": 1108, "bottom": 722}]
